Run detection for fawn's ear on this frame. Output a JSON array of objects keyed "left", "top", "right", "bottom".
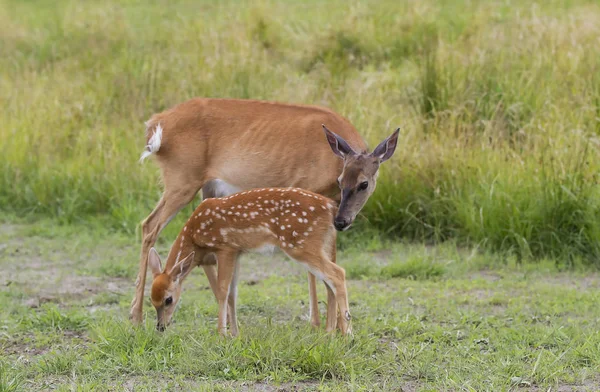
[
  {"left": 322, "top": 124, "right": 358, "bottom": 159},
  {"left": 148, "top": 248, "right": 163, "bottom": 278},
  {"left": 168, "top": 252, "right": 196, "bottom": 283},
  {"left": 371, "top": 128, "right": 400, "bottom": 162}
]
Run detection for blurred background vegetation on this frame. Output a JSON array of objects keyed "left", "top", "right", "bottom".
[{"left": 1, "top": 0, "right": 600, "bottom": 264}]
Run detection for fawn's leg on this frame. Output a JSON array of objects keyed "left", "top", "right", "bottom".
[
  {"left": 215, "top": 250, "right": 238, "bottom": 336},
  {"left": 289, "top": 249, "right": 351, "bottom": 335},
  {"left": 312, "top": 253, "right": 351, "bottom": 335},
  {"left": 326, "top": 243, "right": 344, "bottom": 331},
  {"left": 322, "top": 261, "right": 351, "bottom": 335},
  {"left": 325, "top": 285, "right": 338, "bottom": 332},
  {"left": 202, "top": 259, "right": 236, "bottom": 328}
]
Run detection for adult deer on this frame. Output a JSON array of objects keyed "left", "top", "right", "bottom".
[
  {"left": 132, "top": 98, "right": 399, "bottom": 325},
  {"left": 147, "top": 187, "right": 351, "bottom": 336}
]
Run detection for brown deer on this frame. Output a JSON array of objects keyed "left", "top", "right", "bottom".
[
  {"left": 147, "top": 187, "right": 351, "bottom": 336},
  {"left": 133, "top": 98, "right": 399, "bottom": 326}
]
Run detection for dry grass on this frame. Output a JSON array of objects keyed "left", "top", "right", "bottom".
[{"left": 1, "top": 0, "right": 600, "bottom": 262}]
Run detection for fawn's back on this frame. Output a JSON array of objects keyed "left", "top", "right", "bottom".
[{"left": 185, "top": 188, "right": 338, "bottom": 254}]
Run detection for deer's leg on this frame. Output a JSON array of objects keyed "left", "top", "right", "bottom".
[
  {"left": 202, "top": 263, "right": 220, "bottom": 298},
  {"left": 215, "top": 250, "right": 238, "bottom": 336},
  {"left": 130, "top": 184, "right": 202, "bottom": 325},
  {"left": 227, "top": 259, "right": 240, "bottom": 337},
  {"left": 308, "top": 273, "right": 321, "bottom": 328}
]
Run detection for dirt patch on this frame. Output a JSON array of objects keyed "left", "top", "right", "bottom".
[
  {"left": 0, "top": 225, "right": 131, "bottom": 305},
  {"left": 528, "top": 378, "right": 600, "bottom": 392},
  {"left": 2, "top": 340, "right": 50, "bottom": 358},
  {"left": 2, "top": 330, "right": 88, "bottom": 359},
  {"left": 543, "top": 275, "right": 600, "bottom": 292},
  {"left": 469, "top": 270, "right": 503, "bottom": 282}
]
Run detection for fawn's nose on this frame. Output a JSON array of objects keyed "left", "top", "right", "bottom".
[{"left": 334, "top": 218, "right": 350, "bottom": 231}]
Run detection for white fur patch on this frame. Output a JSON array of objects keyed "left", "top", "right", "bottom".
[
  {"left": 139, "top": 123, "right": 163, "bottom": 162},
  {"left": 202, "top": 179, "right": 242, "bottom": 198}
]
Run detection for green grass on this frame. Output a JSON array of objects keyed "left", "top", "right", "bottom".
[
  {"left": 2, "top": 0, "right": 600, "bottom": 263},
  {"left": 1, "top": 221, "right": 599, "bottom": 391}
]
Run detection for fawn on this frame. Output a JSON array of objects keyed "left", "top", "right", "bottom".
[{"left": 148, "top": 187, "right": 351, "bottom": 336}]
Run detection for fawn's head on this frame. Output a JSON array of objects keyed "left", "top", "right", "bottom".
[
  {"left": 323, "top": 125, "right": 399, "bottom": 231},
  {"left": 148, "top": 248, "right": 196, "bottom": 331}
]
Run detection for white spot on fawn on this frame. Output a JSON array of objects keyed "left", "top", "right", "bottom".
[{"left": 309, "top": 206, "right": 315, "bottom": 211}]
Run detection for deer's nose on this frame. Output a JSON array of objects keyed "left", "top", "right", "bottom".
[{"left": 334, "top": 218, "right": 350, "bottom": 231}]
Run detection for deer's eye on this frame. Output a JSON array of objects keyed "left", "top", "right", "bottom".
[
  {"left": 165, "top": 296, "right": 173, "bottom": 306},
  {"left": 358, "top": 181, "right": 369, "bottom": 191}
]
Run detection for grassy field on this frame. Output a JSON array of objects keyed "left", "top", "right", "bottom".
[
  {"left": 1, "top": 220, "right": 600, "bottom": 391},
  {"left": 2, "top": 1, "right": 600, "bottom": 391},
  {"left": 2, "top": 0, "right": 600, "bottom": 262}
]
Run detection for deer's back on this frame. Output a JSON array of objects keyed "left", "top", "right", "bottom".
[{"left": 146, "top": 98, "right": 368, "bottom": 198}]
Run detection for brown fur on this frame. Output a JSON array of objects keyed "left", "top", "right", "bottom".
[
  {"left": 149, "top": 187, "right": 351, "bottom": 335},
  {"left": 146, "top": 98, "right": 367, "bottom": 198},
  {"left": 150, "top": 274, "right": 170, "bottom": 307},
  {"left": 131, "top": 98, "right": 397, "bottom": 328}
]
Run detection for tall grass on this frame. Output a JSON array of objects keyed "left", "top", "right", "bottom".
[{"left": 1, "top": 0, "right": 600, "bottom": 264}]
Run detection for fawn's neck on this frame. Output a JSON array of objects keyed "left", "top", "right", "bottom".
[{"left": 164, "top": 227, "right": 197, "bottom": 272}]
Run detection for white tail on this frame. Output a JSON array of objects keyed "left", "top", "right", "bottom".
[
  {"left": 130, "top": 98, "right": 398, "bottom": 329},
  {"left": 139, "top": 123, "right": 163, "bottom": 162},
  {"left": 148, "top": 187, "right": 352, "bottom": 336}
]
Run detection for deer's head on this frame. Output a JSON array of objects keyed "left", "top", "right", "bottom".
[
  {"left": 323, "top": 125, "right": 399, "bottom": 231},
  {"left": 148, "top": 248, "right": 196, "bottom": 331}
]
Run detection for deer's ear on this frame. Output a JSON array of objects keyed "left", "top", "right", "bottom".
[
  {"left": 371, "top": 128, "right": 400, "bottom": 162},
  {"left": 148, "top": 248, "right": 163, "bottom": 278},
  {"left": 322, "top": 124, "right": 358, "bottom": 159},
  {"left": 168, "top": 252, "right": 196, "bottom": 282}
]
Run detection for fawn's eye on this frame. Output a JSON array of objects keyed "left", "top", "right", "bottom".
[
  {"left": 165, "top": 296, "right": 173, "bottom": 306},
  {"left": 358, "top": 181, "right": 369, "bottom": 191}
]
